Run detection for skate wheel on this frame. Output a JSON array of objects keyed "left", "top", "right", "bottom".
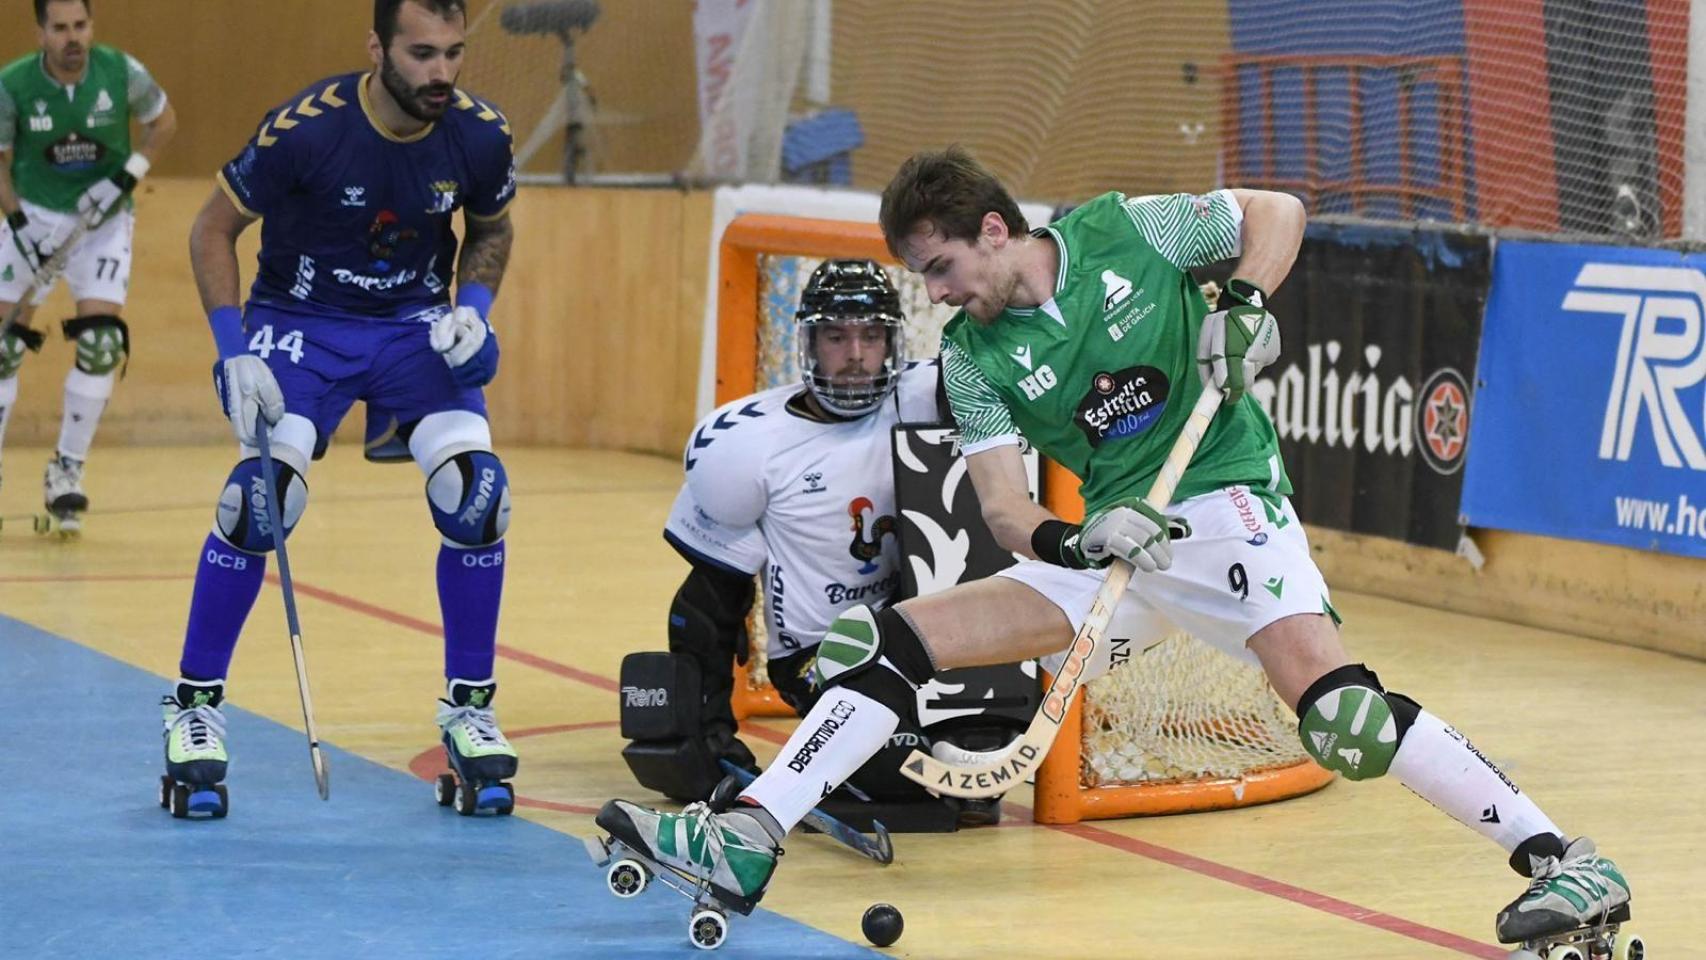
[
  {"left": 453, "top": 781, "right": 479, "bottom": 816},
  {"left": 434, "top": 773, "right": 456, "bottom": 807},
  {"left": 1613, "top": 931, "right": 1645, "bottom": 960},
  {"left": 158, "top": 775, "right": 173, "bottom": 809},
  {"left": 168, "top": 782, "right": 190, "bottom": 819},
  {"left": 688, "top": 907, "right": 728, "bottom": 950},
  {"left": 493, "top": 782, "right": 515, "bottom": 816},
  {"left": 606, "top": 859, "right": 648, "bottom": 898},
  {"left": 1550, "top": 946, "right": 1584, "bottom": 960},
  {"left": 1505, "top": 950, "right": 1543, "bottom": 960},
  {"left": 475, "top": 783, "right": 511, "bottom": 812},
  {"left": 211, "top": 784, "right": 229, "bottom": 819}
]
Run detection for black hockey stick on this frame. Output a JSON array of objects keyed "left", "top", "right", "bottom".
[
  {"left": 718, "top": 759, "right": 893, "bottom": 865},
  {"left": 897, "top": 385, "right": 1225, "bottom": 799},
  {"left": 256, "top": 418, "right": 330, "bottom": 800}
]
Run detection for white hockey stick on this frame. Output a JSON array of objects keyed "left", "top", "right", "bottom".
[
  {"left": 898, "top": 385, "right": 1226, "bottom": 799},
  {"left": 0, "top": 220, "right": 88, "bottom": 342}
]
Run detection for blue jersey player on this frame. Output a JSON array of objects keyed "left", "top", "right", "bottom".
[{"left": 158, "top": 0, "right": 520, "bottom": 818}]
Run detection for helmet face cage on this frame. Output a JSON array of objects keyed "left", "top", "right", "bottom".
[{"left": 794, "top": 259, "right": 907, "bottom": 417}]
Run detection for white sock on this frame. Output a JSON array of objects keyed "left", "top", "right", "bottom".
[
  {"left": 56, "top": 368, "right": 114, "bottom": 460},
  {"left": 0, "top": 375, "right": 17, "bottom": 455},
  {"left": 1390, "top": 708, "right": 1562, "bottom": 854},
  {"left": 739, "top": 687, "right": 899, "bottom": 834}
]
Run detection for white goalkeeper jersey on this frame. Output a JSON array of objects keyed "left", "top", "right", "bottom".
[{"left": 664, "top": 361, "right": 941, "bottom": 660}]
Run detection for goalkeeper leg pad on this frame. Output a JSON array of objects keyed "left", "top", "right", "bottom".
[
  {"left": 214, "top": 456, "right": 306, "bottom": 554},
  {"left": 426, "top": 449, "right": 509, "bottom": 546},
  {"left": 1296, "top": 663, "right": 1420, "bottom": 781}
]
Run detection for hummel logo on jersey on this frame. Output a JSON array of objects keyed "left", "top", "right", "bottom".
[
  {"left": 802, "top": 471, "right": 827, "bottom": 494},
  {"left": 342, "top": 186, "right": 367, "bottom": 208},
  {"left": 1011, "top": 343, "right": 1034, "bottom": 371},
  {"left": 29, "top": 101, "right": 50, "bottom": 132},
  {"left": 1101, "top": 269, "right": 1132, "bottom": 311},
  {"left": 1480, "top": 805, "right": 1501, "bottom": 824}
]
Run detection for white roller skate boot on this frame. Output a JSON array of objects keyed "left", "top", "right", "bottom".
[
  {"left": 159, "top": 678, "right": 229, "bottom": 818},
  {"left": 42, "top": 452, "right": 86, "bottom": 534},
  {"left": 433, "top": 677, "right": 518, "bottom": 815},
  {"left": 1498, "top": 836, "right": 1638, "bottom": 959}
]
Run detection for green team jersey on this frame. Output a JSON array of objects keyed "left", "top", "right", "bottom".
[
  {"left": 0, "top": 45, "right": 167, "bottom": 212},
  {"left": 941, "top": 190, "right": 1290, "bottom": 516}
]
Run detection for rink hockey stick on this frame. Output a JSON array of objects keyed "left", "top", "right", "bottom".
[
  {"left": 256, "top": 418, "right": 331, "bottom": 801},
  {"left": 719, "top": 759, "right": 893, "bottom": 865},
  {"left": 0, "top": 221, "right": 88, "bottom": 342},
  {"left": 898, "top": 385, "right": 1226, "bottom": 799}
]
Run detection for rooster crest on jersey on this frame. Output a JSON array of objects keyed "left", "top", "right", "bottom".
[{"left": 795, "top": 259, "right": 906, "bottom": 417}]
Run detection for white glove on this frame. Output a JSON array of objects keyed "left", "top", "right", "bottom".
[
  {"left": 429, "top": 305, "right": 488, "bottom": 368},
  {"left": 1197, "top": 277, "right": 1280, "bottom": 405},
  {"left": 6, "top": 209, "right": 65, "bottom": 281},
  {"left": 219, "top": 354, "right": 285, "bottom": 447},
  {"left": 1079, "top": 497, "right": 1173, "bottom": 573},
  {"left": 76, "top": 154, "right": 149, "bottom": 228}
]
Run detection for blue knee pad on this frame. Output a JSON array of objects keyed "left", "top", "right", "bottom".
[
  {"left": 214, "top": 457, "right": 308, "bottom": 553},
  {"left": 426, "top": 450, "right": 510, "bottom": 546}
]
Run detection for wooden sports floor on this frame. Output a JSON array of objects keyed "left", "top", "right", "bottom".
[{"left": 2, "top": 443, "right": 1699, "bottom": 959}]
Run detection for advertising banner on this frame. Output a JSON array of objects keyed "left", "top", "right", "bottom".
[
  {"left": 1462, "top": 241, "right": 1706, "bottom": 558},
  {"left": 1232, "top": 221, "right": 1489, "bottom": 551}
]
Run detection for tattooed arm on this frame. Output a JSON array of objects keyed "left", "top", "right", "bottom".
[{"left": 458, "top": 211, "right": 514, "bottom": 295}]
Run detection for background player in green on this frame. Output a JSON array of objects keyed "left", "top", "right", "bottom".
[
  {"left": 0, "top": 0, "right": 175, "bottom": 530},
  {"left": 595, "top": 147, "right": 1632, "bottom": 952}
]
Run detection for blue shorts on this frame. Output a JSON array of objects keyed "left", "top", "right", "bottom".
[{"left": 242, "top": 301, "right": 487, "bottom": 458}]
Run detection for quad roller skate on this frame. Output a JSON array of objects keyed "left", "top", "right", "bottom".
[
  {"left": 41, "top": 453, "right": 86, "bottom": 536},
  {"left": 158, "top": 679, "right": 229, "bottom": 819},
  {"left": 1499, "top": 837, "right": 1642, "bottom": 960},
  {"left": 587, "top": 797, "right": 782, "bottom": 950},
  {"left": 432, "top": 678, "right": 518, "bottom": 816}
]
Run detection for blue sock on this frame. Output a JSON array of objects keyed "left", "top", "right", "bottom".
[
  {"left": 438, "top": 540, "right": 504, "bottom": 680},
  {"left": 180, "top": 532, "right": 267, "bottom": 681}
]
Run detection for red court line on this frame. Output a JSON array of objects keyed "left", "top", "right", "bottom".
[
  {"left": 22, "top": 570, "right": 1500, "bottom": 957},
  {"left": 273, "top": 575, "right": 618, "bottom": 692}
]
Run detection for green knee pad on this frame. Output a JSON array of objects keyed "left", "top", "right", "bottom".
[
  {"left": 1, "top": 325, "right": 46, "bottom": 378},
  {"left": 1298, "top": 684, "right": 1399, "bottom": 780},
  {"left": 812, "top": 605, "right": 882, "bottom": 687},
  {"left": 63, "top": 314, "right": 129, "bottom": 376}
]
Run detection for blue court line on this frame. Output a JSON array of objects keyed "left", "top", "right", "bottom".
[{"left": 0, "top": 615, "right": 884, "bottom": 959}]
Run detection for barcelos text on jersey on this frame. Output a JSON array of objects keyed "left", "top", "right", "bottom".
[{"left": 1074, "top": 366, "right": 1169, "bottom": 447}]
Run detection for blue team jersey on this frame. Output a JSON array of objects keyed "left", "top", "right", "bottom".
[{"left": 217, "top": 72, "right": 516, "bottom": 318}]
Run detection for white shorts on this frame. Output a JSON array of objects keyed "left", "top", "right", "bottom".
[
  {"left": 0, "top": 198, "right": 134, "bottom": 307},
  {"left": 1018, "top": 486, "right": 1333, "bottom": 681}
]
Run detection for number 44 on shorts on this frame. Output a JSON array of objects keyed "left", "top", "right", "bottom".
[{"left": 249, "top": 324, "right": 304, "bottom": 364}]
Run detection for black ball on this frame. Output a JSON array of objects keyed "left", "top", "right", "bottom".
[{"left": 861, "top": 902, "right": 904, "bottom": 947}]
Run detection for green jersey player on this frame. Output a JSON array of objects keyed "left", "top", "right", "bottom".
[
  {"left": 594, "top": 147, "right": 1633, "bottom": 954},
  {"left": 0, "top": 0, "right": 176, "bottom": 529}
]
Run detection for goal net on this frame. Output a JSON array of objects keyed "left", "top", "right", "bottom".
[{"left": 718, "top": 212, "right": 1330, "bottom": 823}]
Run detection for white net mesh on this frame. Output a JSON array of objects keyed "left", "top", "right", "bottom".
[
  {"left": 745, "top": 252, "right": 1311, "bottom": 791},
  {"left": 1080, "top": 636, "right": 1308, "bottom": 789},
  {"left": 459, "top": 0, "right": 607, "bottom": 179}
]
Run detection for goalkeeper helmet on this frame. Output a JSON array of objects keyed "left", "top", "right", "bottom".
[{"left": 795, "top": 259, "right": 906, "bottom": 417}]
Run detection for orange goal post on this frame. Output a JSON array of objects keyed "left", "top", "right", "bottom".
[{"left": 715, "top": 213, "right": 1332, "bottom": 824}]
